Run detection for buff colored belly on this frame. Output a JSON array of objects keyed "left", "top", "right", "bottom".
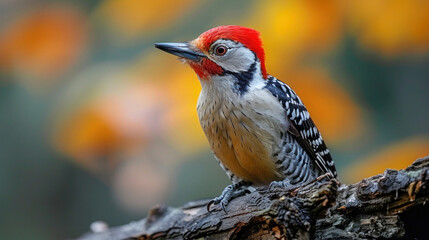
[{"left": 202, "top": 108, "right": 283, "bottom": 185}]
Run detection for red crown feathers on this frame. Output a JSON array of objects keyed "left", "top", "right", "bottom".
[{"left": 196, "top": 25, "right": 267, "bottom": 79}]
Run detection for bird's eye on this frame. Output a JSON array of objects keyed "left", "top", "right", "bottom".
[{"left": 214, "top": 45, "right": 227, "bottom": 56}]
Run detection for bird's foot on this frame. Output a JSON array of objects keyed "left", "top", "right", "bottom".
[
  {"left": 268, "top": 179, "right": 300, "bottom": 192},
  {"left": 268, "top": 174, "right": 335, "bottom": 193},
  {"left": 207, "top": 183, "right": 252, "bottom": 213}
]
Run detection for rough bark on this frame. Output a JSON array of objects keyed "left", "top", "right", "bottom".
[{"left": 77, "top": 156, "right": 429, "bottom": 240}]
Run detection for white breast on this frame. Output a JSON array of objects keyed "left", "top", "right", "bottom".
[{"left": 197, "top": 76, "right": 288, "bottom": 185}]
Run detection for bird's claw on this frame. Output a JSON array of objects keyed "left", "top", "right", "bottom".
[
  {"left": 206, "top": 184, "right": 251, "bottom": 213},
  {"left": 207, "top": 200, "right": 216, "bottom": 213},
  {"left": 268, "top": 180, "right": 282, "bottom": 191},
  {"left": 207, "top": 191, "right": 233, "bottom": 213},
  {"left": 207, "top": 196, "right": 228, "bottom": 213},
  {"left": 268, "top": 179, "right": 305, "bottom": 194},
  {"left": 269, "top": 179, "right": 293, "bottom": 192}
]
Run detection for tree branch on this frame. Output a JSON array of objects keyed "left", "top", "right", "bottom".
[{"left": 77, "top": 156, "right": 429, "bottom": 239}]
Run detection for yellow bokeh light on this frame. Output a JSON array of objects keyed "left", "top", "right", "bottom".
[
  {"left": 94, "top": 0, "right": 199, "bottom": 41},
  {"left": 343, "top": 137, "right": 429, "bottom": 184},
  {"left": 347, "top": 0, "right": 429, "bottom": 56},
  {"left": 249, "top": 0, "right": 343, "bottom": 71},
  {"left": 0, "top": 6, "right": 87, "bottom": 85}
]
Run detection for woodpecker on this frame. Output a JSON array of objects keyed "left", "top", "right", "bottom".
[{"left": 155, "top": 25, "right": 337, "bottom": 211}]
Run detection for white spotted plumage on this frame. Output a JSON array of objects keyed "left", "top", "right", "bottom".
[{"left": 263, "top": 78, "right": 337, "bottom": 178}]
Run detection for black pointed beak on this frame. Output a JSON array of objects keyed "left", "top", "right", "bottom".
[{"left": 155, "top": 42, "right": 206, "bottom": 61}]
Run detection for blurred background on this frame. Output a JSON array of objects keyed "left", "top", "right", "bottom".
[{"left": 0, "top": 0, "right": 428, "bottom": 239}]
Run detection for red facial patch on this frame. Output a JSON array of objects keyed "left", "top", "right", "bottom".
[
  {"left": 196, "top": 25, "right": 267, "bottom": 79},
  {"left": 189, "top": 58, "right": 223, "bottom": 79}
]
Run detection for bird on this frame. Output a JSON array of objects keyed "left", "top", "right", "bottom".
[{"left": 155, "top": 25, "right": 337, "bottom": 211}]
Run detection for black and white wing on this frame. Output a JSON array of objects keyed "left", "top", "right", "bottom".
[{"left": 264, "top": 76, "right": 337, "bottom": 178}]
